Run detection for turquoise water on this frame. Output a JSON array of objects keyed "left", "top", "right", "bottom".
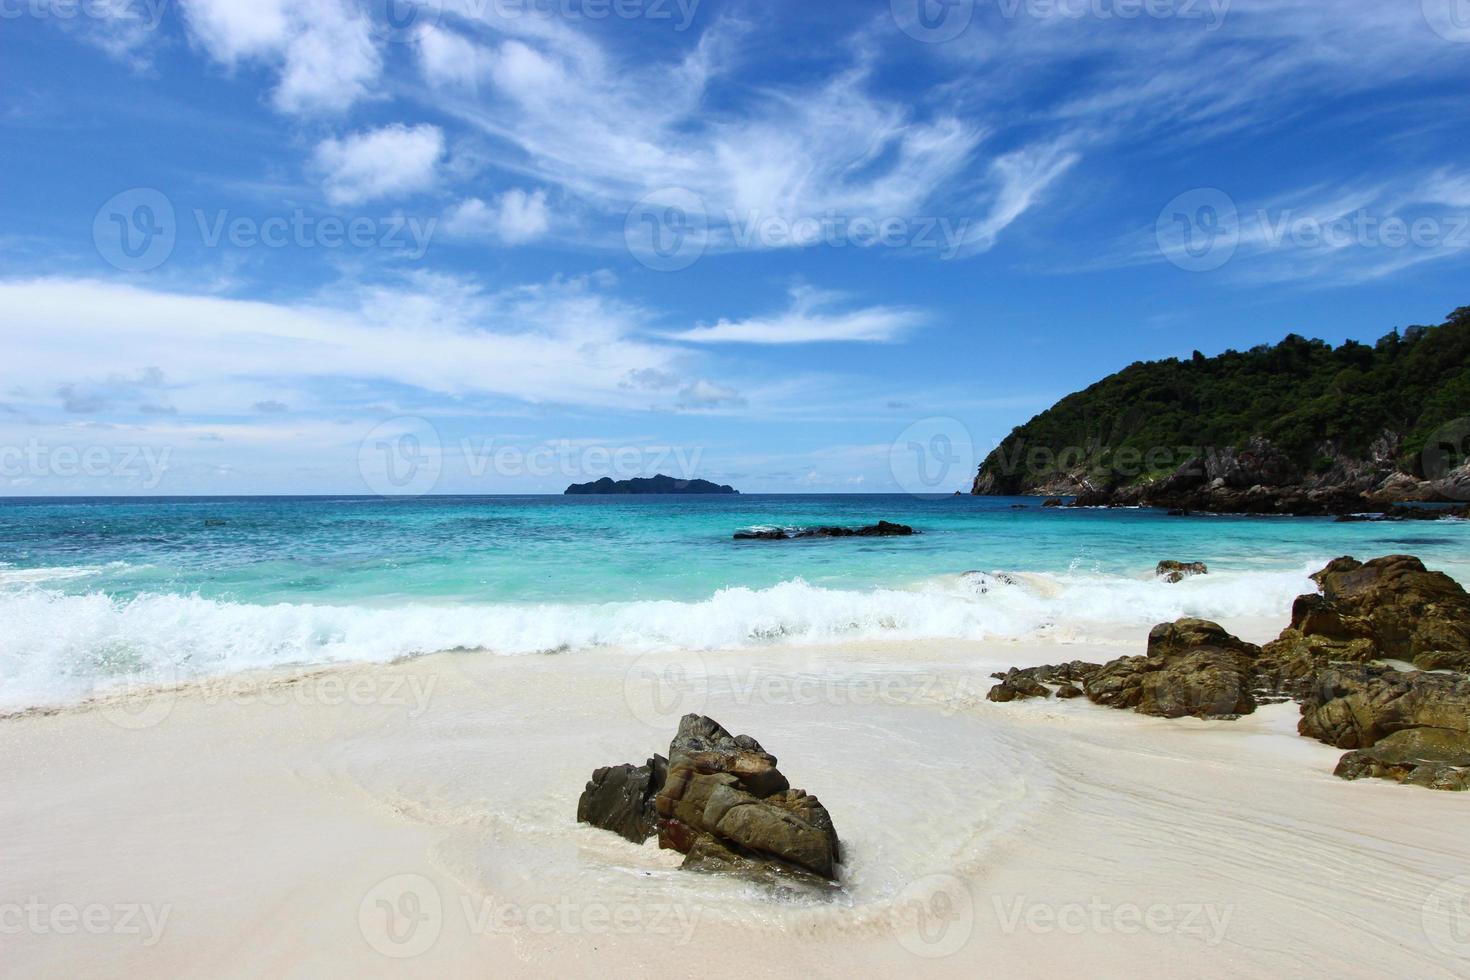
[{"left": 2, "top": 495, "right": 1467, "bottom": 707}]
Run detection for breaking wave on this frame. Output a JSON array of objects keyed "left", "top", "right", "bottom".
[{"left": 0, "top": 563, "right": 1321, "bottom": 710}]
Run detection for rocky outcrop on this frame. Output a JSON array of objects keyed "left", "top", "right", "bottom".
[
  {"left": 1297, "top": 663, "right": 1470, "bottom": 792},
  {"left": 1084, "top": 619, "right": 1262, "bottom": 719},
  {"left": 579, "top": 715, "right": 840, "bottom": 888},
  {"left": 734, "top": 521, "right": 914, "bottom": 540},
  {"left": 577, "top": 755, "right": 668, "bottom": 843},
  {"left": 983, "top": 554, "right": 1470, "bottom": 788},
  {"left": 986, "top": 669, "right": 1051, "bottom": 702},
  {"left": 1157, "top": 560, "right": 1208, "bottom": 583},
  {"left": 1261, "top": 555, "right": 1470, "bottom": 679},
  {"left": 1027, "top": 431, "right": 1467, "bottom": 516},
  {"left": 654, "top": 715, "right": 840, "bottom": 887},
  {"left": 1297, "top": 666, "right": 1470, "bottom": 749},
  {"left": 985, "top": 621, "right": 1263, "bottom": 719},
  {"left": 986, "top": 662, "right": 1099, "bottom": 703},
  {"left": 1334, "top": 728, "right": 1470, "bottom": 790}
]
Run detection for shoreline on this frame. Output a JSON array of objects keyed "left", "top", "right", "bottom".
[{"left": 5, "top": 634, "right": 1467, "bottom": 977}]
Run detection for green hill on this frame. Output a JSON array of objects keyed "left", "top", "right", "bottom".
[{"left": 973, "top": 306, "right": 1470, "bottom": 495}]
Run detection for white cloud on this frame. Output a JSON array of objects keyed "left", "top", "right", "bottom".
[
  {"left": 313, "top": 124, "right": 445, "bottom": 205},
  {"left": 952, "top": 141, "right": 1080, "bottom": 255},
  {"left": 40, "top": 0, "right": 168, "bottom": 67},
  {"left": 415, "top": 17, "right": 1058, "bottom": 254},
  {"left": 677, "top": 380, "right": 745, "bottom": 410},
  {"left": 1108, "top": 168, "right": 1470, "bottom": 285},
  {"left": 669, "top": 286, "right": 925, "bottom": 345},
  {"left": 0, "top": 276, "right": 706, "bottom": 414},
  {"left": 443, "top": 189, "right": 551, "bottom": 244},
  {"left": 419, "top": 23, "right": 488, "bottom": 90},
  {"left": 180, "top": 0, "right": 380, "bottom": 114}
]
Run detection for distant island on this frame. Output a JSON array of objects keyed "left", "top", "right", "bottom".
[
  {"left": 972, "top": 306, "right": 1470, "bottom": 514},
  {"left": 564, "top": 475, "right": 739, "bottom": 495}
]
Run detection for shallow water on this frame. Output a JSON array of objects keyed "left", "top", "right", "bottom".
[{"left": 2, "top": 494, "right": 1466, "bottom": 708}]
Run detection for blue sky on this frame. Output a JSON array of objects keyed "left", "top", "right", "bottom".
[{"left": 2, "top": 0, "right": 1469, "bottom": 494}]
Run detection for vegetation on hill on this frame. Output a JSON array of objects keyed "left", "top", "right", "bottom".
[
  {"left": 974, "top": 307, "right": 1470, "bottom": 494},
  {"left": 564, "top": 475, "right": 738, "bottom": 495}
]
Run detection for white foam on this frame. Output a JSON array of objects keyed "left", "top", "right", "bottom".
[
  {"left": 0, "top": 565, "right": 104, "bottom": 585},
  {"left": 0, "top": 563, "right": 1321, "bottom": 710}
]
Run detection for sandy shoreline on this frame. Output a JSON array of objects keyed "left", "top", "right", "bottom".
[{"left": 4, "top": 628, "right": 1468, "bottom": 978}]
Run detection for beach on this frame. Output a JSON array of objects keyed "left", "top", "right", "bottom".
[{"left": 6, "top": 625, "right": 1468, "bottom": 978}]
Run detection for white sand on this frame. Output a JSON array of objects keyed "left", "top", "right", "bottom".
[{"left": 3, "top": 629, "right": 1468, "bottom": 978}]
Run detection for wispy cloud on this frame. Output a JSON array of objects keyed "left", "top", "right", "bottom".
[
  {"left": 0, "top": 275, "right": 707, "bottom": 414},
  {"left": 668, "top": 286, "right": 926, "bottom": 345},
  {"left": 1105, "top": 169, "right": 1470, "bottom": 285}
]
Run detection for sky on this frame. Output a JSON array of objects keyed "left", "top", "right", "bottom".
[{"left": 1, "top": 0, "right": 1468, "bottom": 495}]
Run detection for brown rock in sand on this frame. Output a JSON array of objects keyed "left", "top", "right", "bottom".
[
  {"left": 1084, "top": 618, "right": 1262, "bottom": 719},
  {"left": 579, "top": 715, "right": 841, "bottom": 888}
]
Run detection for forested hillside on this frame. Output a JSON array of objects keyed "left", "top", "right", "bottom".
[{"left": 973, "top": 307, "right": 1470, "bottom": 495}]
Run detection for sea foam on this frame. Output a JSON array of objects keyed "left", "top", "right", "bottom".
[{"left": 0, "top": 563, "right": 1320, "bottom": 710}]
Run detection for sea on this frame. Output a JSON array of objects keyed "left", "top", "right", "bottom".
[{"left": 2, "top": 493, "right": 1467, "bottom": 710}]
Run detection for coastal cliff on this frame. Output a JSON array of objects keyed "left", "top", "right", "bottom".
[{"left": 972, "top": 307, "right": 1470, "bottom": 513}]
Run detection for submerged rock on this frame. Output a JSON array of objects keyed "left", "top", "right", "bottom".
[
  {"left": 985, "top": 662, "right": 1098, "bottom": 702},
  {"left": 1156, "top": 560, "right": 1208, "bottom": 583},
  {"left": 986, "top": 669, "right": 1051, "bottom": 702},
  {"left": 733, "top": 521, "right": 915, "bottom": 540},
  {"left": 579, "top": 715, "right": 841, "bottom": 888}
]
